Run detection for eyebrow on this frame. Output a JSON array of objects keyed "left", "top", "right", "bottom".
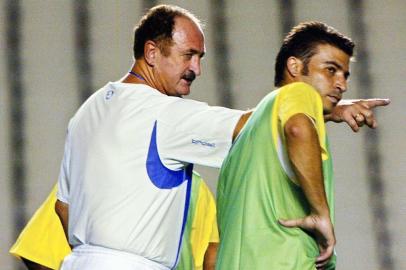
[
  {"left": 186, "top": 49, "right": 205, "bottom": 58},
  {"left": 325, "top": 60, "right": 350, "bottom": 78}
]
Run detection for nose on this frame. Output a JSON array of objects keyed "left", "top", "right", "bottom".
[
  {"left": 336, "top": 74, "right": 348, "bottom": 93},
  {"left": 190, "top": 55, "right": 202, "bottom": 77}
]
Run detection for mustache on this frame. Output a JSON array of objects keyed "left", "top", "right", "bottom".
[{"left": 182, "top": 71, "right": 196, "bottom": 82}]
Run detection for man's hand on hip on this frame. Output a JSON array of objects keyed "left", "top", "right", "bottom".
[{"left": 279, "top": 214, "right": 335, "bottom": 270}]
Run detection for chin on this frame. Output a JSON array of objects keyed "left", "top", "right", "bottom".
[{"left": 177, "top": 87, "right": 191, "bottom": 96}]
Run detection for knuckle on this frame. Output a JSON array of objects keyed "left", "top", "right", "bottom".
[{"left": 365, "top": 111, "right": 373, "bottom": 118}]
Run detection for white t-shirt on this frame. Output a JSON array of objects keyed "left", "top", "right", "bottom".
[{"left": 57, "top": 82, "right": 243, "bottom": 268}]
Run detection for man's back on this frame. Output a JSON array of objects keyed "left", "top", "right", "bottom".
[
  {"left": 216, "top": 83, "right": 336, "bottom": 270},
  {"left": 58, "top": 82, "right": 192, "bottom": 265},
  {"left": 57, "top": 81, "right": 242, "bottom": 268}
]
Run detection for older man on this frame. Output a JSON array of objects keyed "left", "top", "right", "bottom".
[{"left": 55, "top": 5, "right": 245, "bottom": 270}]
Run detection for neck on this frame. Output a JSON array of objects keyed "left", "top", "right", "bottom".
[
  {"left": 121, "top": 60, "right": 164, "bottom": 93},
  {"left": 129, "top": 70, "right": 145, "bottom": 81},
  {"left": 121, "top": 63, "right": 145, "bottom": 84}
]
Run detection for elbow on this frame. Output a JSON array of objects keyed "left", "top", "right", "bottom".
[
  {"left": 55, "top": 200, "right": 69, "bottom": 224},
  {"left": 285, "top": 123, "right": 312, "bottom": 141},
  {"left": 285, "top": 124, "right": 303, "bottom": 139},
  {"left": 284, "top": 114, "right": 315, "bottom": 141},
  {"left": 55, "top": 199, "right": 70, "bottom": 243},
  {"left": 55, "top": 200, "right": 63, "bottom": 217}
]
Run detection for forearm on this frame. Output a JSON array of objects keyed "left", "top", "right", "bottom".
[
  {"left": 55, "top": 200, "right": 70, "bottom": 246},
  {"left": 232, "top": 111, "right": 253, "bottom": 142},
  {"left": 285, "top": 114, "right": 329, "bottom": 216},
  {"left": 203, "top": 242, "right": 218, "bottom": 270}
]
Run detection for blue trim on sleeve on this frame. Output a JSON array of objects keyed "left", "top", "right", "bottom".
[{"left": 146, "top": 121, "right": 188, "bottom": 189}]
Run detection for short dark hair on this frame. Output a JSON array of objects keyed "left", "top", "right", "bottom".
[
  {"left": 133, "top": 4, "right": 202, "bottom": 59},
  {"left": 274, "top": 21, "right": 355, "bottom": 87}
]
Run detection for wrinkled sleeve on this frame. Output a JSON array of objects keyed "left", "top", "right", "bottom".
[
  {"left": 57, "top": 123, "right": 72, "bottom": 204},
  {"left": 157, "top": 98, "right": 244, "bottom": 169}
]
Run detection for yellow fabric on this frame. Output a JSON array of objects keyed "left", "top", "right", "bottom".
[
  {"left": 190, "top": 180, "right": 219, "bottom": 270},
  {"left": 9, "top": 185, "right": 71, "bottom": 270},
  {"left": 209, "top": 211, "right": 219, "bottom": 243},
  {"left": 273, "top": 82, "right": 328, "bottom": 160}
]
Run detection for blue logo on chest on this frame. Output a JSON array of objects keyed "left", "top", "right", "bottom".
[{"left": 146, "top": 121, "right": 193, "bottom": 189}]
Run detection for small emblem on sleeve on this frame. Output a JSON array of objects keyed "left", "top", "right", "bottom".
[{"left": 105, "top": 90, "right": 114, "bottom": 100}]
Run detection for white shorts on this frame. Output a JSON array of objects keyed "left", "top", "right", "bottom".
[{"left": 60, "top": 245, "right": 170, "bottom": 270}]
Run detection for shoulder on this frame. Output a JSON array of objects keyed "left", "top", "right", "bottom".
[
  {"left": 278, "top": 82, "right": 322, "bottom": 105},
  {"left": 279, "top": 82, "right": 318, "bottom": 96}
]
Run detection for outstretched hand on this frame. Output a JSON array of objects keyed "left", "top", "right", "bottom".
[
  {"left": 279, "top": 214, "right": 335, "bottom": 269},
  {"left": 325, "top": 98, "right": 390, "bottom": 132}
]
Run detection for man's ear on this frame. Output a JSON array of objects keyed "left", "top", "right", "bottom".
[
  {"left": 286, "top": 56, "right": 304, "bottom": 79},
  {"left": 144, "top": 40, "right": 158, "bottom": 66}
]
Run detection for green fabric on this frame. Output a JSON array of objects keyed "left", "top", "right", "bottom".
[
  {"left": 216, "top": 90, "right": 336, "bottom": 270},
  {"left": 176, "top": 172, "right": 202, "bottom": 270},
  {"left": 322, "top": 139, "right": 336, "bottom": 270}
]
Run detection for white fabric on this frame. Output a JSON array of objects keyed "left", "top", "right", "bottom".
[
  {"left": 57, "top": 82, "right": 243, "bottom": 268},
  {"left": 60, "top": 245, "right": 169, "bottom": 270}
]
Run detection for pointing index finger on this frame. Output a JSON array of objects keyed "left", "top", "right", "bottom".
[{"left": 358, "top": 98, "right": 391, "bottom": 109}]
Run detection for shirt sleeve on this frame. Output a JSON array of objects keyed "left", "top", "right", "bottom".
[
  {"left": 56, "top": 124, "right": 72, "bottom": 204},
  {"left": 156, "top": 98, "right": 245, "bottom": 169},
  {"left": 278, "top": 82, "right": 328, "bottom": 160}
]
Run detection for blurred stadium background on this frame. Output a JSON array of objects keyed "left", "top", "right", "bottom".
[{"left": 1, "top": 0, "right": 405, "bottom": 269}]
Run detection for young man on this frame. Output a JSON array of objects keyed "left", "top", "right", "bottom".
[{"left": 216, "top": 21, "right": 362, "bottom": 270}]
